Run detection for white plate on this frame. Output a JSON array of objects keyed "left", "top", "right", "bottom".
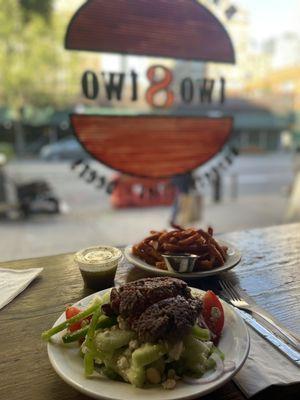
[
  {"left": 124, "top": 240, "right": 241, "bottom": 279},
  {"left": 47, "top": 288, "right": 250, "bottom": 400}
]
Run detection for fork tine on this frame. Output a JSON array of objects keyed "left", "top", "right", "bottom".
[
  {"left": 220, "top": 280, "right": 238, "bottom": 301},
  {"left": 219, "top": 280, "right": 233, "bottom": 299},
  {"left": 219, "top": 280, "right": 227, "bottom": 294},
  {"left": 225, "top": 280, "right": 241, "bottom": 300},
  {"left": 219, "top": 280, "right": 234, "bottom": 300}
]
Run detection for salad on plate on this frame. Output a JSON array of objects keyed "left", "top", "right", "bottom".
[{"left": 42, "top": 277, "right": 234, "bottom": 390}]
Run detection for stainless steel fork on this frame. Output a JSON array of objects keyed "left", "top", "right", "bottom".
[{"left": 219, "top": 279, "right": 300, "bottom": 351}]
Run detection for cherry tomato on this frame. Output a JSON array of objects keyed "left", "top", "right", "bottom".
[
  {"left": 65, "top": 306, "right": 84, "bottom": 332},
  {"left": 202, "top": 291, "right": 224, "bottom": 343}
]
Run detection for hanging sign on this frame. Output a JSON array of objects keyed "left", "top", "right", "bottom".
[{"left": 65, "top": 0, "right": 236, "bottom": 178}]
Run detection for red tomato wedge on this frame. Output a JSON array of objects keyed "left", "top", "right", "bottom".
[
  {"left": 202, "top": 291, "right": 224, "bottom": 343},
  {"left": 65, "top": 306, "right": 85, "bottom": 332}
]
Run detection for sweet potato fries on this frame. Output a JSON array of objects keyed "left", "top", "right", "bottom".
[{"left": 132, "top": 225, "right": 228, "bottom": 271}]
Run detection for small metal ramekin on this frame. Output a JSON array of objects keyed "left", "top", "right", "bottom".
[{"left": 162, "top": 253, "right": 200, "bottom": 273}]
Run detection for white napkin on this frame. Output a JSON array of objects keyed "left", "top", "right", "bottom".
[
  {"left": 0, "top": 267, "right": 43, "bottom": 310},
  {"left": 233, "top": 328, "right": 300, "bottom": 398}
]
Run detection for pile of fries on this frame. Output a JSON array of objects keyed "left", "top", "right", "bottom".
[{"left": 132, "top": 225, "right": 228, "bottom": 271}]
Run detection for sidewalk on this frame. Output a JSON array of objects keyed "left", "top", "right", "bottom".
[
  {"left": 0, "top": 193, "right": 288, "bottom": 263},
  {"left": 0, "top": 154, "right": 293, "bottom": 262}
]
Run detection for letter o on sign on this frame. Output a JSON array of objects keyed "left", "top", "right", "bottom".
[
  {"left": 181, "top": 78, "right": 194, "bottom": 103},
  {"left": 82, "top": 70, "right": 99, "bottom": 100}
]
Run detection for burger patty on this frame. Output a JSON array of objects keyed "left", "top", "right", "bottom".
[
  {"left": 133, "top": 295, "right": 202, "bottom": 343},
  {"left": 103, "top": 277, "right": 202, "bottom": 342},
  {"left": 109, "top": 277, "right": 191, "bottom": 318}
]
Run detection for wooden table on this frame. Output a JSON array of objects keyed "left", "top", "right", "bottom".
[{"left": 0, "top": 223, "right": 299, "bottom": 400}]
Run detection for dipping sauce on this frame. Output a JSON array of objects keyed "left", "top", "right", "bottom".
[{"left": 75, "top": 246, "right": 123, "bottom": 289}]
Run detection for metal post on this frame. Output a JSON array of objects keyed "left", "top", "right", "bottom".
[
  {"left": 230, "top": 173, "right": 238, "bottom": 200},
  {"left": 213, "top": 170, "right": 222, "bottom": 203}
]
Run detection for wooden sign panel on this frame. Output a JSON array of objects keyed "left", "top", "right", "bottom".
[
  {"left": 71, "top": 115, "right": 233, "bottom": 178},
  {"left": 66, "top": 0, "right": 235, "bottom": 64}
]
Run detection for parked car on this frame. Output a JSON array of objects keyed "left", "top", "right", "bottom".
[
  {"left": 40, "top": 137, "right": 89, "bottom": 161},
  {"left": 0, "top": 154, "right": 63, "bottom": 219}
]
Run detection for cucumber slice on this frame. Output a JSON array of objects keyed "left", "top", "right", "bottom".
[
  {"left": 95, "top": 329, "right": 135, "bottom": 352},
  {"left": 191, "top": 325, "right": 211, "bottom": 341},
  {"left": 132, "top": 343, "right": 167, "bottom": 367},
  {"left": 126, "top": 365, "right": 146, "bottom": 388}
]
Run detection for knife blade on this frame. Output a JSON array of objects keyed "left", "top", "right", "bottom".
[{"left": 237, "top": 308, "right": 300, "bottom": 367}]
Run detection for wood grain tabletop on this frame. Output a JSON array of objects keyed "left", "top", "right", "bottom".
[{"left": 0, "top": 223, "right": 299, "bottom": 400}]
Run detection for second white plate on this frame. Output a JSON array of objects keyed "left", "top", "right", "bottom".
[{"left": 124, "top": 239, "right": 241, "bottom": 279}]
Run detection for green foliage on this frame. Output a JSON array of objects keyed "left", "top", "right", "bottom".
[
  {"left": 0, "top": 143, "right": 15, "bottom": 159},
  {"left": 19, "top": 0, "right": 53, "bottom": 21},
  {"left": 0, "top": 0, "right": 87, "bottom": 117}
]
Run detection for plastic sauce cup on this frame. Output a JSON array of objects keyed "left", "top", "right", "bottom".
[{"left": 75, "top": 246, "right": 123, "bottom": 289}]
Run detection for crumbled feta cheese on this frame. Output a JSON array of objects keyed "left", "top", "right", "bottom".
[
  {"left": 117, "top": 356, "right": 129, "bottom": 370},
  {"left": 168, "top": 341, "right": 184, "bottom": 361},
  {"left": 162, "top": 379, "right": 176, "bottom": 390},
  {"left": 80, "top": 342, "right": 88, "bottom": 354},
  {"left": 129, "top": 339, "right": 139, "bottom": 351}
]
